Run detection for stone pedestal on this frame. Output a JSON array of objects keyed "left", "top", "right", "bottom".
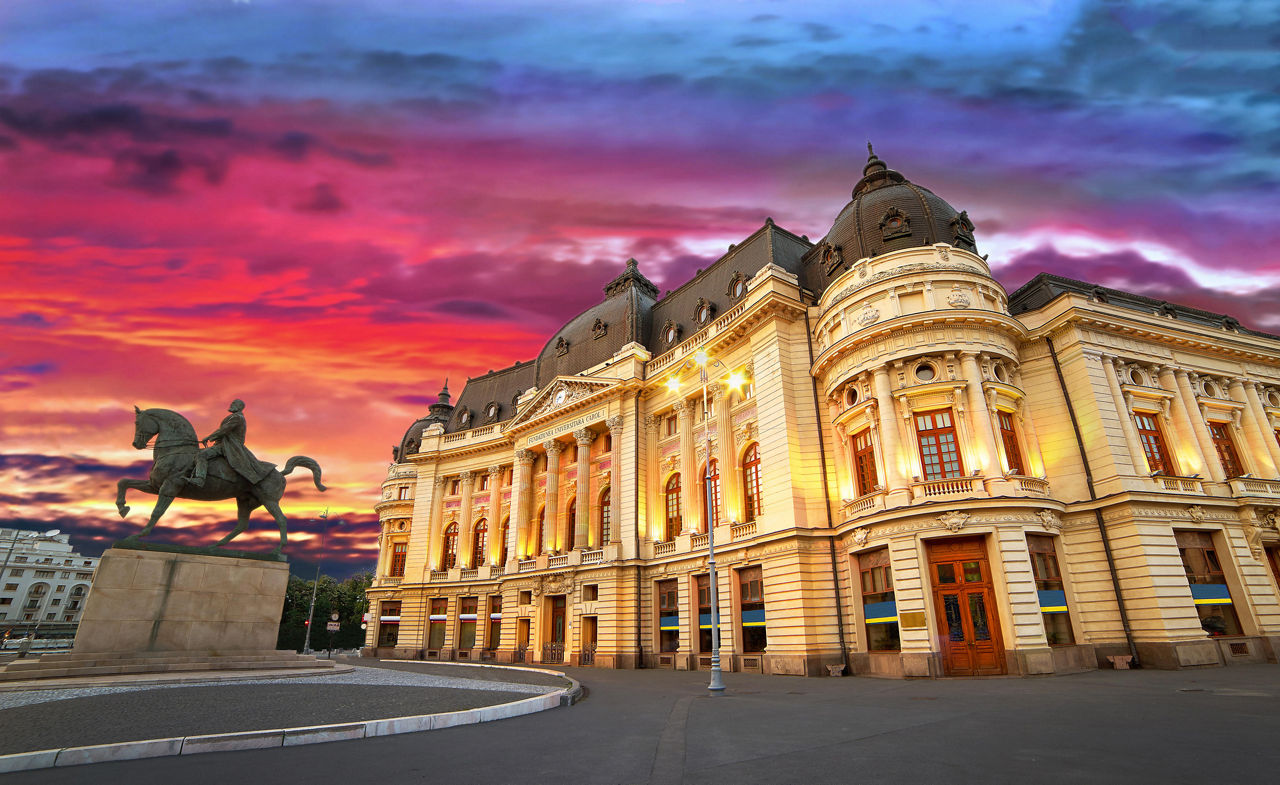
[{"left": 75, "top": 547, "right": 288, "bottom": 654}]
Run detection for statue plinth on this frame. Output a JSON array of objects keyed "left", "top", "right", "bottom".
[
  {"left": 74, "top": 546, "right": 289, "bottom": 654},
  {"left": 111, "top": 538, "right": 287, "bottom": 562}
]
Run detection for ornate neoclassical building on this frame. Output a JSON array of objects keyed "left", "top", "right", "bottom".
[{"left": 365, "top": 150, "right": 1280, "bottom": 677}]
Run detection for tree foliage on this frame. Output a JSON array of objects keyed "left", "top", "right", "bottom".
[{"left": 277, "top": 571, "right": 373, "bottom": 651}]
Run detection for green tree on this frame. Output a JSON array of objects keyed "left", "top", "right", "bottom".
[{"left": 277, "top": 571, "right": 373, "bottom": 651}]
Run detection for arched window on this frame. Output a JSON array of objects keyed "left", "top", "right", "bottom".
[
  {"left": 565, "top": 497, "right": 577, "bottom": 551},
  {"left": 472, "top": 519, "right": 488, "bottom": 567},
  {"left": 498, "top": 517, "right": 509, "bottom": 564},
  {"left": 664, "top": 474, "right": 682, "bottom": 542},
  {"left": 742, "top": 444, "right": 762, "bottom": 521},
  {"left": 598, "top": 487, "right": 612, "bottom": 546},
  {"left": 701, "top": 459, "right": 721, "bottom": 529},
  {"left": 442, "top": 523, "right": 459, "bottom": 569}
]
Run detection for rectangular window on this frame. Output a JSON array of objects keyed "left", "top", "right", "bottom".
[
  {"left": 1027, "top": 534, "right": 1074, "bottom": 645},
  {"left": 858, "top": 549, "right": 899, "bottom": 651},
  {"left": 1132, "top": 411, "right": 1173, "bottom": 475},
  {"left": 0, "top": 598, "right": 10, "bottom": 605},
  {"left": 486, "top": 596, "right": 502, "bottom": 650},
  {"left": 458, "top": 596, "right": 478, "bottom": 649},
  {"left": 583, "top": 584, "right": 598, "bottom": 602},
  {"left": 1176, "top": 530, "right": 1242, "bottom": 637},
  {"left": 738, "top": 566, "right": 766, "bottom": 653},
  {"left": 8, "top": 570, "right": 21, "bottom": 577},
  {"left": 851, "top": 428, "right": 878, "bottom": 496},
  {"left": 3, "top": 583, "right": 15, "bottom": 591},
  {"left": 35, "top": 570, "right": 54, "bottom": 578},
  {"left": 449, "top": 479, "right": 460, "bottom": 495},
  {"left": 389, "top": 542, "right": 407, "bottom": 577},
  {"left": 378, "top": 600, "right": 401, "bottom": 647},
  {"left": 914, "top": 409, "right": 964, "bottom": 480},
  {"left": 13, "top": 557, "right": 26, "bottom": 563},
  {"left": 479, "top": 474, "right": 489, "bottom": 490},
  {"left": 998, "top": 410, "right": 1025, "bottom": 475},
  {"left": 657, "top": 579, "right": 679, "bottom": 653},
  {"left": 604, "top": 434, "right": 612, "bottom": 453},
  {"left": 696, "top": 574, "right": 712, "bottom": 652},
  {"left": 665, "top": 416, "right": 678, "bottom": 437},
  {"left": 397, "top": 485, "right": 411, "bottom": 500},
  {"left": 1207, "top": 422, "right": 1243, "bottom": 478},
  {"left": 427, "top": 598, "right": 447, "bottom": 649}
]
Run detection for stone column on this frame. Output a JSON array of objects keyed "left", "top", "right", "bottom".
[
  {"left": 512, "top": 449, "right": 535, "bottom": 559},
  {"left": 1154, "top": 366, "right": 1203, "bottom": 477},
  {"left": 458, "top": 471, "right": 475, "bottom": 567},
  {"left": 487, "top": 465, "right": 504, "bottom": 564},
  {"left": 573, "top": 428, "right": 594, "bottom": 549},
  {"left": 543, "top": 440, "right": 564, "bottom": 553},
  {"left": 1172, "top": 368, "right": 1225, "bottom": 481},
  {"left": 873, "top": 366, "right": 910, "bottom": 504},
  {"left": 644, "top": 414, "right": 661, "bottom": 542},
  {"left": 1243, "top": 381, "right": 1280, "bottom": 475},
  {"left": 1101, "top": 356, "right": 1150, "bottom": 475},
  {"left": 607, "top": 416, "right": 624, "bottom": 544},
  {"left": 828, "top": 400, "right": 853, "bottom": 499},
  {"left": 1010, "top": 367, "right": 1046, "bottom": 477},
  {"left": 960, "top": 352, "right": 1001, "bottom": 479},
  {"left": 676, "top": 399, "right": 697, "bottom": 534},
  {"left": 428, "top": 476, "right": 446, "bottom": 570},
  {"left": 1235, "top": 381, "right": 1280, "bottom": 477},
  {"left": 710, "top": 386, "right": 732, "bottom": 527}
]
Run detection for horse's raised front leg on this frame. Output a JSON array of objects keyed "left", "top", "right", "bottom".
[
  {"left": 215, "top": 496, "right": 258, "bottom": 548},
  {"left": 261, "top": 497, "right": 289, "bottom": 554},
  {"left": 116, "top": 478, "right": 156, "bottom": 518},
  {"left": 131, "top": 478, "right": 184, "bottom": 539}
]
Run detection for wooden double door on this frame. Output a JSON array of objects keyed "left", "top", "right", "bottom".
[{"left": 927, "top": 537, "right": 1006, "bottom": 676}]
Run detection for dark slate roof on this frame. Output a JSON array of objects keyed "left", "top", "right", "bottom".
[
  {"left": 444, "top": 360, "right": 537, "bottom": 434},
  {"left": 1008, "top": 273, "right": 1279, "bottom": 340},
  {"left": 647, "top": 220, "right": 811, "bottom": 354},
  {"left": 533, "top": 258, "right": 658, "bottom": 389},
  {"left": 800, "top": 146, "right": 975, "bottom": 297}
]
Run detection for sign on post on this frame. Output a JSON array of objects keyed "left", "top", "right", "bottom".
[{"left": 326, "top": 621, "right": 340, "bottom": 632}]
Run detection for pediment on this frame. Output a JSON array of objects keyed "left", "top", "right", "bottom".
[{"left": 506, "top": 376, "right": 619, "bottom": 431}]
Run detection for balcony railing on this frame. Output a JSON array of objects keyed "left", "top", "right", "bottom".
[
  {"left": 1231, "top": 477, "right": 1280, "bottom": 496},
  {"left": 459, "top": 568, "right": 479, "bottom": 580},
  {"left": 490, "top": 565, "right": 505, "bottom": 577},
  {"left": 843, "top": 491, "right": 882, "bottom": 517},
  {"left": 1013, "top": 476, "right": 1050, "bottom": 495},
  {"left": 379, "top": 576, "right": 403, "bottom": 586},
  {"left": 653, "top": 540, "right": 677, "bottom": 557},
  {"left": 690, "top": 533, "right": 709, "bottom": 550},
  {"left": 517, "top": 559, "right": 537, "bottom": 573},
  {"left": 547, "top": 554, "right": 569, "bottom": 569},
  {"left": 1155, "top": 475, "right": 1203, "bottom": 493},
  {"left": 913, "top": 476, "right": 981, "bottom": 499},
  {"left": 581, "top": 549, "right": 604, "bottom": 565},
  {"left": 730, "top": 521, "right": 756, "bottom": 540},
  {"left": 428, "top": 570, "right": 448, "bottom": 582}
]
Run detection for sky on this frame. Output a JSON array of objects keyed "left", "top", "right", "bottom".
[{"left": 1, "top": 0, "right": 1277, "bottom": 577}]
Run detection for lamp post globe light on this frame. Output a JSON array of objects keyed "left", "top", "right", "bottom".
[{"left": 666, "top": 347, "right": 746, "bottom": 694}]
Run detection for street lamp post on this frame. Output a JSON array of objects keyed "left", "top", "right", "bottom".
[
  {"left": 669, "top": 348, "right": 745, "bottom": 695},
  {"left": 302, "top": 510, "right": 334, "bottom": 655}
]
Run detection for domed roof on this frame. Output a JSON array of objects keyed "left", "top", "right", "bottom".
[
  {"left": 821, "top": 145, "right": 977, "bottom": 264},
  {"left": 393, "top": 383, "right": 454, "bottom": 460}
]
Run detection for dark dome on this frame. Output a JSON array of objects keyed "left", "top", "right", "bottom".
[
  {"left": 822, "top": 145, "right": 977, "bottom": 263},
  {"left": 393, "top": 383, "right": 453, "bottom": 460}
]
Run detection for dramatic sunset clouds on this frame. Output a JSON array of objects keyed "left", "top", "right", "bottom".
[{"left": 1, "top": 1, "right": 1277, "bottom": 575}]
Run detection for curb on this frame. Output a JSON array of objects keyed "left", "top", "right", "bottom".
[
  {"left": 0, "top": 664, "right": 356, "bottom": 693},
  {"left": 375, "top": 659, "right": 585, "bottom": 706},
  {"left": 0, "top": 678, "right": 575, "bottom": 772}
]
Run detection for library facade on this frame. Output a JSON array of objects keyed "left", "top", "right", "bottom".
[{"left": 364, "top": 150, "right": 1280, "bottom": 677}]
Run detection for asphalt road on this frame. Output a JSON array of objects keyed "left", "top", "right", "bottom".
[{"left": 9, "top": 662, "right": 1280, "bottom": 784}]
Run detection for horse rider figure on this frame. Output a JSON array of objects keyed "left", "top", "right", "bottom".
[{"left": 188, "top": 399, "right": 270, "bottom": 488}]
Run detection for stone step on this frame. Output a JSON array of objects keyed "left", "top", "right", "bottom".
[
  {"left": 2, "top": 654, "right": 322, "bottom": 672},
  {"left": 0, "top": 658, "right": 338, "bottom": 681},
  {"left": 40, "top": 649, "right": 296, "bottom": 662}
]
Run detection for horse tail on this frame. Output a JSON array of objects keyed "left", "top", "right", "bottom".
[{"left": 282, "top": 456, "right": 327, "bottom": 491}]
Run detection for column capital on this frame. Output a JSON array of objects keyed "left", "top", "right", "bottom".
[
  {"left": 673, "top": 399, "right": 691, "bottom": 418},
  {"left": 515, "top": 448, "right": 537, "bottom": 465},
  {"left": 459, "top": 470, "right": 474, "bottom": 481},
  {"left": 643, "top": 414, "right": 660, "bottom": 432},
  {"left": 433, "top": 475, "right": 445, "bottom": 488},
  {"left": 544, "top": 440, "right": 565, "bottom": 456},
  {"left": 487, "top": 465, "right": 503, "bottom": 476},
  {"left": 573, "top": 427, "right": 595, "bottom": 445},
  {"left": 606, "top": 414, "right": 625, "bottom": 433}
]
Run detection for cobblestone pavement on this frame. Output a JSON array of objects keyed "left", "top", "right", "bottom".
[{"left": 0, "top": 659, "right": 565, "bottom": 755}]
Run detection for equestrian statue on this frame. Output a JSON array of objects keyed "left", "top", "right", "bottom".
[{"left": 116, "top": 400, "right": 326, "bottom": 554}]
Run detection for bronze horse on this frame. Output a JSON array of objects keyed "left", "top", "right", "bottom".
[{"left": 116, "top": 407, "right": 326, "bottom": 553}]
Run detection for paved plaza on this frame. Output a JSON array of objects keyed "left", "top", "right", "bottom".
[{"left": 3, "top": 660, "right": 1280, "bottom": 783}]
